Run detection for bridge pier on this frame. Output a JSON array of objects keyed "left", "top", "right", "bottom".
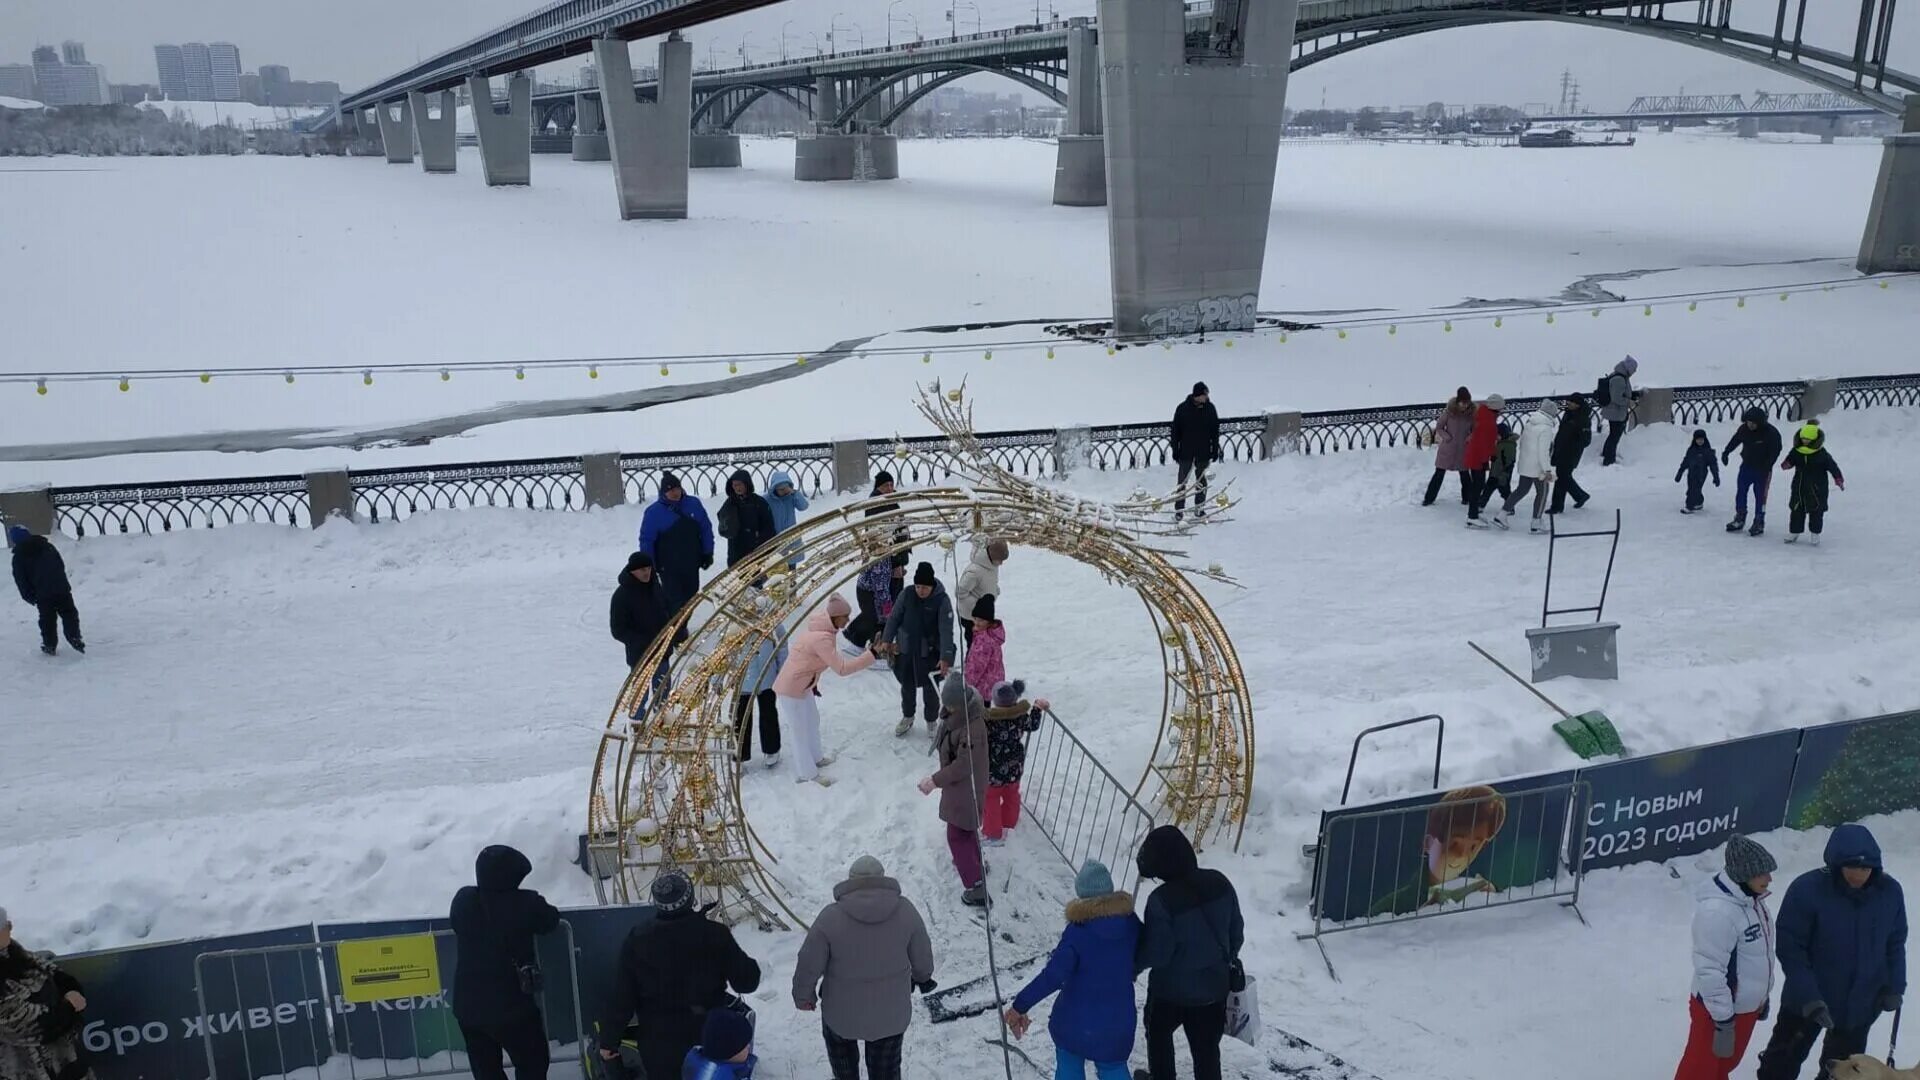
[
  {"left": 1857, "top": 101, "right": 1920, "bottom": 274},
  {"left": 375, "top": 99, "right": 414, "bottom": 164},
  {"left": 1820, "top": 115, "right": 1841, "bottom": 145},
  {"left": 593, "top": 34, "right": 691, "bottom": 220},
  {"left": 691, "top": 132, "right": 742, "bottom": 168},
  {"left": 408, "top": 90, "right": 458, "bottom": 173},
  {"left": 572, "top": 93, "right": 609, "bottom": 161},
  {"left": 1053, "top": 23, "right": 1105, "bottom": 207},
  {"left": 1099, "top": 0, "right": 1301, "bottom": 337},
  {"left": 468, "top": 74, "right": 532, "bottom": 186},
  {"left": 1736, "top": 116, "right": 1760, "bottom": 139}
]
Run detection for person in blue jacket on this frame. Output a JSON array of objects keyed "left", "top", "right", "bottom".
[
  {"left": 1755, "top": 823, "right": 1908, "bottom": 1080},
  {"left": 638, "top": 472, "right": 714, "bottom": 612},
  {"left": 764, "top": 470, "right": 811, "bottom": 567},
  {"left": 1004, "top": 861, "right": 1141, "bottom": 1080},
  {"left": 735, "top": 595, "right": 787, "bottom": 769}
]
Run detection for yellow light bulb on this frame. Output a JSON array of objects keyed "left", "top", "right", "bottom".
[
  {"left": 984, "top": 349, "right": 993, "bottom": 360},
  {"left": 797, "top": 355, "right": 807, "bottom": 365},
  {"left": 363, "top": 372, "right": 373, "bottom": 386},
  {"left": 36, "top": 380, "right": 47, "bottom": 395},
  {"left": 1644, "top": 305, "right": 1653, "bottom": 316},
  {"left": 922, "top": 352, "right": 931, "bottom": 364},
  {"left": 119, "top": 378, "right": 130, "bottom": 392},
  {"left": 1278, "top": 332, "right": 1287, "bottom": 344},
  {"left": 1223, "top": 338, "right": 1234, "bottom": 348},
  {"left": 515, "top": 367, "right": 525, "bottom": 380},
  {"left": 285, "top": 373, "right": 296, "bottom": 384},
  {"left": 1443, "top": 320, "right": 1453, "bottom": 332},
  {"left": 728, "top": 361, "right": 738, "bottom": 374},
  {"left": 1688, "top": 302, "right": 1697, "bottom": 312},
  {"left": 1779, "top": 292, "right": 1789, "bottom": 302},
  {"left": 589, "top": 366, "right": 599, "bottom": 379},
  {"left": 1388, "top": 324, "right": 1397, "bottom": 336},
  {"left": 1045, "top": 347, "right": 1054, "bottom": 359},
  {"left": 1337, "top": 329, "right": 1347, "bottom": 340},
  {"left": 1590, "top": 308, "right": 1601, "bottom": 318},
  {"left": 657, "top": 365, "right": 667, "bottom": 376},
  {"left": 1494, "top": 316, "right": 1503, "bottom": 328},
  {"left": 440, "top": 369, "right": 451, "bottom": 381},
  {"left": 1737, "top": 297, "right": 1747, "bottom": 308},
  {"left": 199, "top": 373, "right": 212, "bottom": 384},
  {"left": 1546, "top": 313, "right": 1556, "bottom": 324}
]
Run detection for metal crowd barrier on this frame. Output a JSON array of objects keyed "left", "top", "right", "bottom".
[{"left": 1019, "top": 708, "right": 1158, "bottom": 895}]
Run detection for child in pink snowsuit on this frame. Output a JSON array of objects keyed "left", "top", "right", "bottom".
[{"left": 964, "top": 594, "right": 1005, "bottom": 700}]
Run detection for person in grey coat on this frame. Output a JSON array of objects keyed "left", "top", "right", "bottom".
[
  {"left": 793, "top": 856, "right": 936, "bottom": 1080},
  {"left": 920, "top": 677, "right": 992, "bottom": 907},
  {"left": 1600, "top": 355, "right": 1638, "bottom": 466}
]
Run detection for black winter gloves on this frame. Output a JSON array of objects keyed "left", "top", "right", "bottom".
[
  {"left": 1804, "top": 1000, "right": 1835, "bottom": 1030},
  {"left": 1711, "top": 1020, "right": 1736, "bottom": 1059},
  {"left": 1880, "top": 990, "right": 1903, "bottom": 1013},
  {"left": 700, "top": 552, "right": 714, "bottom": 570},
  {"left": 914, "top": 979, "right": 938, "bottom": 995}
]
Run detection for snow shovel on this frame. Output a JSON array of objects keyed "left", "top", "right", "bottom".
[{"left": 1468, "top": 641, "right": 1623, "bottom": 759}]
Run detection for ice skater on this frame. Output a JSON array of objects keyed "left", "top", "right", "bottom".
[
  {"left": 771, "top": 594, "right": 879, "bottom": 787},
  {"left": 1675, "top": 429, "right": 1722, "bottom": 514},
  {"left": 1423, "top": 387, "right": 1476, "bottom": 507},
  {"left": 9, "top": 525, "right": 82, "bottom": 656},
  {"left": 1499, "top": 400, "right": 1560, "bottom": 533},
  {"left": 1779, "top": 423, "right": 1845, "bottom": 545},
  {"left": 1462, "top": 393, "right": 1505, "bottom": 528},
  {"left": 1722, "top": 407, "right": 1783, "bottom": 537}
]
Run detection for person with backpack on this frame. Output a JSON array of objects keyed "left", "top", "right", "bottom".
[
  {"left": 1672, "top": 836, "right": 1777, "bottom": 1080},
  {"left": 638, "top": 473, "right": 715, "bottom": 610},
  {"left": 450, "top": 845, "right": 562, "bottom": 1080},
  {"left": 1779, "top": 424, "right": 1845, "bottom": 545},
  {"left": 1722, "top": 408, "right": 1785, "bottom": 537},
  {"left": 1134, "top": 826, "right": 1244, "bottom": 1080},
  {"left": 716, "top": 469, "right": 778, "bottom": 569},
  {"left": 1675, "top": 430, "right": 1722, "bottom": 514},
  {"left": 1004, "top": 860, "right": 1142, "bottom": 1080},
  {"left": 1598, "top": 356, "right": 1639, "bottom": 466},
  {"left": 1549, "top": 395, "right": 1593, "bottom": 514},
  {"left": 1462, "top": 394, "right": 1504, "bottom": 528},
  {"left": 9, "top": 525, "right": 82, "bottom": 656}
]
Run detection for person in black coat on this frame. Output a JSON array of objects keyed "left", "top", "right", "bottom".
[
  {"left": 1674, "top": 428, "right": 1721, "bottom": 513},
  {"left": 1779, "top": 423, "right": 1845, "bottom": 544},
  {"left": 1170, "top": 383, "right": 1222, "bottom": 522},
  {"left": 9, "top": 526, "right": 82, "bottom": 656},
  {"left": 1722, "top": 407, "right": 1785, "bottom": 536},
  {"left": 1548, "top": 395, "right": 1593, "bottom": 514},
  {"left": 1134, "top": 825, "right": 1243, "bottom": 1080},
  {"left": 716, "top": 469, "right": 777, "bottom": 568},
  {"left": 610, "top": 552, "right": 688, "bottom": 671},
  {"left": 598, "top": 871, "right": 761, "bottom": 1080},
  {"left": 450, "top": 845, "right": 561, "bottom": 1080}
]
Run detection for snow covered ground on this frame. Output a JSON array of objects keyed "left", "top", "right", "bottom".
[
  {"left": 6, "top": 400, "right": 1920, "bottom": 1080},
  {"left": 133, "top": 100, "right": 327, "bottom": 129},
  {"left": 2, "top": 131, "right": 1916, "bottom": 486}
]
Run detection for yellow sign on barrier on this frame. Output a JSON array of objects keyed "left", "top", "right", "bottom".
[{"left": 335, "top": 934, "right": 442, "bottom": 1004}]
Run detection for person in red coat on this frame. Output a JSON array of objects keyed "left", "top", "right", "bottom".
[{"left": 1462, "top": 395, "right": 1505, "bottom": 528}]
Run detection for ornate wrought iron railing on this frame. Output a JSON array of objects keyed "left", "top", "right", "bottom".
[{"left": 30, "top": 373, "right": 1919, "bottom": 538}]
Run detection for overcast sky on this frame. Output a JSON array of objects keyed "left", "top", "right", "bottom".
[{"left": 3, "top": 0, "right": 1912, "bottom": 112}]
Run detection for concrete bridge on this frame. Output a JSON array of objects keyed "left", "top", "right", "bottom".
[{"left": 338, "top": 0, "right": 1918, "bottom": 337}]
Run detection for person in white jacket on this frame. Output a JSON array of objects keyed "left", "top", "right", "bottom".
[
  {"left": 1673, "top": 835, "right": 1778, "bottom": 1080},
  {"left": 1498, "top": 400, "right": 1560, "bottom": 532},
  {"left": 954, "top": 539, "right": 1006, "bottom": 650}
]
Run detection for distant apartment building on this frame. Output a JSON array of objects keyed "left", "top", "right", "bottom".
[
  {"left": 239, "top": 72, "right": 262, "bottom": 104},
  {"left": 0, "top": 63, "right": 36, "bottom": 100},
  {"left": 154, "top": 44, "right": 187, "bottom": 99},
  {"left": 181, "top": 43, "right": 213, "bottom": 101},
  {"left": 29, "top": 42, "right": 111, "bottom": 105},
  {"left": 209, "top": 42, "right": 241, "bottom": 101},
  {"left": 259, "top": 63, "right": 291, "bottom": 104},
  {"left": 60, "top": 41, "right": 86, "bottom": 65}
]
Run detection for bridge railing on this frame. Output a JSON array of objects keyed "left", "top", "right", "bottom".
[{"left": 23, "top": 372, "right": 1918, "bottom": 539}]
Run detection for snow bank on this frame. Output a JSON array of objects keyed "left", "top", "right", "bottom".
[{"left": 0, "top": 95, "right": 46, "bottom": 111}]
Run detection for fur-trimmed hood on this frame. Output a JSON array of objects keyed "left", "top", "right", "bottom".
[{"left": 1066, "top": 891, "right": 1135, "bottom": 924}]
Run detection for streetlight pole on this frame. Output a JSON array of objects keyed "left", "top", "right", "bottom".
[
  {"left": 740, "top": 31, "right": 753, "bottom": 66},
  {"left": 888, "top": 0, "right": 903, "bottom": 46},
  {"left": 830, "top": 12, "right": 847, "bottom": 56},
  {"left": 781, "top": 19, "right": 795, "bottom": 62}
]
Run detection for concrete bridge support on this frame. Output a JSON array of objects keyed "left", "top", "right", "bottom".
[
  {"left": 468, "top": 73, "right": 532, "bottom": 186},
  {"left": 1053, "top": 23, "right": 1106, "bottom": 207},
  {"left": 1736, "top": 116, "right": 1760, "bottom": 139},
  {"left": 375, "top": 99, "right": 414, "bottom": 164},
  {"left": 1857, "top": 101, "right": 1920, "bottom": 274},
  {"left": 691, "top": 132, "right": 742, "bottom": 167},
  {"left": 1820, "top": 115, "right": 1841, "bottom": 144},
  {"left": 572, "top": 93, "right": 609, "bottom": 161},
  {"left": 1099, "top": 0, "right": 1301, "bottom": 337},
  {"left": 408, "top": 89, "right": 458, "bottom": 173},
  {"left": 593, "top": 34, "right": 691, "bottom": 220}
]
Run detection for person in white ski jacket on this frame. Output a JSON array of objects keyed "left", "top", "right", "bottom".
[
  {"left": 1673, "top": 835, "right": 1778, "bottom": 1080},
  {"left": 1498, "top": 400, "right": 1560, "bottom": 531},
  {"left": 954, "top": 539, "right": 1006, "bottom": 650}
]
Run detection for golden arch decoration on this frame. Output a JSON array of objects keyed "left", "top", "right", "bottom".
[{"left": 587, "top": 386, "right": 1254, "bottom": 929}]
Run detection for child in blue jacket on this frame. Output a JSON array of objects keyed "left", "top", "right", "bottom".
[
  {"left": 1675, "top": 428, "right": 1721, "bottom": 513},
  {"left": 682, "top": 1008, "right": 756, "bottom": 1080},
  {"left": 1004, "top": 861, "right": 1142, "bottom": 1080}
]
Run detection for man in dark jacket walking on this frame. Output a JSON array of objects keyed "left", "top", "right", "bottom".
[
  {"left": 881, "top": 563, "right": 956, "bottom": 736},
  {"left": 1170, "top": 383, "right": 1221, "bottom": 523},
  {"left": 450, "top": 845, "right": 561, "bottom": 1080},
  {"left": 611, "top": 552, "right": 688, "bottom": 670},
  {"left": 1134, "top": 825, "right": 1243, "bottom": 1080},
  {"left": 600, "top": 871, "right": 762, "bottom": 1080},
  {"left": 9, "top": 525, "right": 82, "bottom": 656},
  {"left": 1723, "top": 407, "right": 1784, "bottom": 537},
  {"left": 1548, "top": 396, "right": 1593, "bottom": 514},
  {"left": 716, "top": 469, "right": 778, "bottom": 568},
  {"left": 1756, "top": 824, "right": 1907, "bottom": 1079},
  {"left": 638, "top": 473, "right": 714, "bottom": 611}
]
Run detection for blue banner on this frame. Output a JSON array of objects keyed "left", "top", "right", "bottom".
[
  {"left": 57, "top": 925, "right": 323, "bottom": 1080},
  {"left": 1577, "top": 728, "right": 1802, "bottom": 871},
  {"left": 1786, "top": 710, "right": 1920, "bottom": 829}
]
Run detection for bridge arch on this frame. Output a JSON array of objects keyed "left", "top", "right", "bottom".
[
  {"left": 833, "top": 61, "right": 1067, "bottom": 129},
  {"left": 692, "top": 83, "right": 814, "bottom": 130}
]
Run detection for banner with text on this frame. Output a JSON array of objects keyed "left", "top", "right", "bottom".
[
  {"left": 1577, "top": 729, "right": 1802, "bottom": 871},
  {"left": 1787, "top": 710, "right": 1920, "bottom": 829},
  {"left": 1311, "top": 771, "right": 1579, "bottom": 923}
]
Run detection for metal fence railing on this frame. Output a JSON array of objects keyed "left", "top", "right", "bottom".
[
  {"left": 191, "top": 923, "right": 583, "bottom": 1080},
  {"left": 30, "top": 372, "right": 1920, "bottom": 538},
  {"left": 1299, "top": 780, "right": 1591, "bottom": 979},
  {"left": 1019, "top": 708, "right": 1158, "bottom": 895}
]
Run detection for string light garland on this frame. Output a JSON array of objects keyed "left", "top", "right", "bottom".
[{"left": 8, "top": 272, "right": 1912, "bottom": 393}]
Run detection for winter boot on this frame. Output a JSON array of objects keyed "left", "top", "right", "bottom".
[
  {"left": 1749, "top": 516, "right": 1766, "bottom": 537},
  {"left": 1810, "top": 533, "right": 1821, "bottom": 546},
  {"left": 763, "top": 752, "right": 780, "bottom": 770},
  {"left": 1528, "top": 517, "right": 1544, "bottom": 534},
  {"left": 1784, "top": 534, "right": 1800, "bottom": 544},
  {"left": 40, "top": 643, "right": 57, "bottom": 656},
  {"left": 70, "top": 639, "right": 84, "bottom": 653},
  {"left": 1725, "top": 512, "right": 1746, "bottom": 533},
  {"left": 1681, "top": 505, "right": 1696, "bottom": 515},
  {"left": 815, "top": 754, "right": 836, "bottom": 769},
  {"left": 895, "top": 716, "right": 915, "bottom": 737},
  {"left": 961, "top": 883, "right": 992, "bottom": 907}
]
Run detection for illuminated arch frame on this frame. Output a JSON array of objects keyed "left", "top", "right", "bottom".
[{"left": 587, "top": 385, "right": 1253, "bottom": 929}]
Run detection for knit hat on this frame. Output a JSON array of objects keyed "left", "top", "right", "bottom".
[
  {"left": 650, "top": 869, "right": 694, "bottom": 914},
  {"left": 625, "top": 551, "right": 653, "bottom": 573},
  {"left": 971, "top": 594, "right": 996, "bottom": 622},
  {"left": 872, "top": 471, "right": 895, "bottom": 492},
  {"left": 825, "top": 593, "right": 852, "bottom": 619},
  {"left": 1724, "top": 835, "right": 1777, "bottom": 882},
  {"left": 659, "top": 472, "right": 683, "bottom": 495},
  {"left": 913, "top": 562, "right": 936, "bottom": 587},
  {"left": 1075, "top": 860, "right": 1114, "bottom": 899},
  {"left": 1617, "top": 355, "right": 1639, "bottom": 376},
  {"left": 1485, "top": 394, "right": 1505, "bottom": 410},
  {"left": 1192, "top": 382, "right": 1209, "bottom": 397},
  {"left": 849, "top": 855, "right": 886, "bottom": 878},
  {"left": 5, "top": 525, "right": 28, "bottom": 545},
  {"left": 1794, "top": 423, "right": 1824, "bottom": 454},
  {"left": 1742, "top": 406, "right": 1768, "bottom": 424},
  {"left": 991, "top": 679, "right": 1026, "bottom": 708},
  {"left": 700, "top": 1008, "right": 754, "bottom": 1063},
  {"left": 985, "top": 538, "right": 1010, "bottom": 562},
  {"left": 1537, "top": 399, "right": 1561, "bottom": 419},
  {"left": 1454, "top": 386, "right": 1472, "bottom": 403}
]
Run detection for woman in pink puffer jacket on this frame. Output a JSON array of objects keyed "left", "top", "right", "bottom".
[{"left": 772, "top": 594, "right": 876, "bottom": 787}]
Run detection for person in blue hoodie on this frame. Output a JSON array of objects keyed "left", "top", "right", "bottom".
[
  {"left": 764, "top": 470, "right": 811, "bottom": 567},
  {"left": 1755, "top": 824, "right": 1908, "bottom": 1080},
  {"left": 735, "top": 591, "right": 787, "bottom": 769},
  {"left": 638, "top": 472, "right": 715, "bottom": 612},
  {"left": 681, "top": 1008, "right": 756, "bottom": 1080},
  {"left": 1675, "top": 428, "right": 1721, "bottom": 514},
  {"left": 1004, "top": 861, "right": 1141, "bottom": 1080}
]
